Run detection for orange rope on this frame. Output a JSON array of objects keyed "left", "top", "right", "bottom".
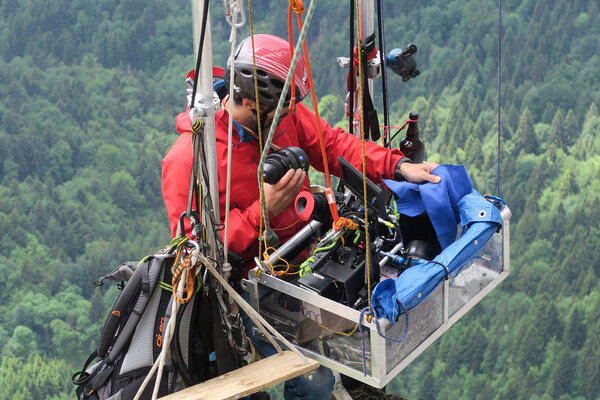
[{"left": 288, "top": 1, "right": 340, "bottom": 225}]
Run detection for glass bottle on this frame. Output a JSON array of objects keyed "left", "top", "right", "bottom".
[{"left": 399, "top": 111, "right": 424, "bottom": 163}]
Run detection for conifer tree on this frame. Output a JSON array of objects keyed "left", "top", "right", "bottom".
[
  {"left": 546, "top": 345, "right": 576, "bottom": 398},
  {"left": 580, "top": 322, "right": 600, "bottom": 398},
  {"left": 548, "top": 108, "right": 567, "bottom": 149},
  {"left": 515, "top": 325, "right": 544, "bottom": 367},
  {"left": 564, "top": 306, "right": 586, "bottom": 350},
  {"left": 513, "top": 107, "right": 538, "bottom": 155}
]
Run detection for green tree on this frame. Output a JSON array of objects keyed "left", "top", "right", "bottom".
[
  {"left": 513, "top": 107, "right": 538, "bottom": 155},
  {"left": 548, "top": 108, "right": 568, "bottom": 150},
  {"left": 546, "top": 345, "right": 577, "bottom": 398},
  {"left": 580, "top": 322, "right": 600, "bottom": 398},
  {"left": 516, "top": 325, "right": 544, "bottom": 367},
  {"left": 2, "top": 326, "right": 39, "bottom": 359},
  {"left": 564, "top": 306, "right": 586, "bottom": 350}
]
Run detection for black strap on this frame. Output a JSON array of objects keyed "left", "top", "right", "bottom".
[
  {"left": 97, "top": 267, "right": 143, "bottom": 358},
  {"left": 86, "top": 364, "right": 115, "bottom": 396},
  {"left": 361, "top": 78, "right": 380, "bottom": 141},
  {"left": 209, "top": 286, "right": 240, "bottom": 374},
  {"left": 376, "top": 0, "right": 390, "bottom": 147},
  {"left": 360, "top": 33, "right": 380, "bottom": 141},
  {"left": 72, "top": 351, "right": 99, "bottom": 385}
]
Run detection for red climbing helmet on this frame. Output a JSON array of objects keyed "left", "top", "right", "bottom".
[{"left": 225, "top": 34, "right": 310, "bottom": 109}]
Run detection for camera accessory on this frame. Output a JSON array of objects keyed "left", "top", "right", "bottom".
[
  {"left": 386, "top": 43, "right": 420, "bottom": 82},
  {"left": 263, "top": 146, "right": 310, "bottom": 184},
  {"left": 337, "top": 156, "right": 387, "bottom": 217},
  {"left": 295, "top": 191, "right": 335, "bottom": 226}
]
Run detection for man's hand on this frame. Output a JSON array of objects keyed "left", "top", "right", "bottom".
[
  {"left": 264, "top": 168, "right": 307, "bottom": 216},
  {"left": 400, "top": 161, "right": 441, "bottom": 184}
]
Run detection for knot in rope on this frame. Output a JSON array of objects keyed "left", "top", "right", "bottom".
[
  {"left": 298, "top": 264, "right": 312, "bottom": 278},
  {"left": 289, "top": 0, "right": 304, "bottom": 14},
  {"left": 259, "top": 229, "right": 280, "bottom": 249},
  {"left": 333, "top": 217, "right": 358, "bottom": 232}
]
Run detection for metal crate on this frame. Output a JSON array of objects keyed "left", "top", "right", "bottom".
[{"left": 242, "top": 205, "right": 510, "bottom": 388}]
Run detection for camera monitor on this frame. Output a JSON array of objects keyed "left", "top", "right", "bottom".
[{"left": 337, "top": 156, "right": 386, "bottom": 217}]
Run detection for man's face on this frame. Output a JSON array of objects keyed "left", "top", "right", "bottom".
[
  {"left": 263, "top": 107, "right": 290, "bottom": 131},
  {"left": 247, "top": 105, "right": 291, "bottom": 133}
]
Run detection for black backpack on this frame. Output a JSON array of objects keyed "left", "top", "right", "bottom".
[{"left": 72, "top": 239, "right": 220, "bottom": 400}]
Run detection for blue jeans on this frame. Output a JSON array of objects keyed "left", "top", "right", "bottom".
[{"left": 241, "top": 292, "right": 335, "bottom": 400}]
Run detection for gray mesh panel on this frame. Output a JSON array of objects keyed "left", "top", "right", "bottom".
[
  {"left": 120, "top": 283, "right": 163, "bottom": 374},
  {"left": 177, "top": 297, "right": 195, "bottom": 366}
]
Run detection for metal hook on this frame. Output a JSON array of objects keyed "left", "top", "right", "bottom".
[{"left": 224, "top": 0, "right": 246, "bottom": 29}]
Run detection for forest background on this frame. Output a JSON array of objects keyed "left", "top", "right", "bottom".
[{"left": 1, "top": 0, "right": 599, "bottom": 399}]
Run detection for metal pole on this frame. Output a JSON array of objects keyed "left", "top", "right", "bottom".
[
  {"left": 191, "top": 0, "right": 220, "bottom": 223},
  {"left": 191, "top": 0, "right": 221, "bottom": 264},
  {"left": 352, "top": 0, "right": 378, "bottom": 139},
  {"left": 358, "top": 0, "right": 374, "bottom": 42},
  {"left": 358, "top": 0, "right": 375, "bottom": 100}
]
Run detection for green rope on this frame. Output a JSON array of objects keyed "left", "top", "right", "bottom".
[
  {"left": 256, "top": 0, "right": 318, "bottom": 233},
  {"left": 299, "top": 231, "right": 340, "bottom": 277},
  {"left": 157, "top": 281, "right": 174, "bottom": 292}
]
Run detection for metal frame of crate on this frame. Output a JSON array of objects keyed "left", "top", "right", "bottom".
[{"left": 242, "top": 205, "right": 511, "bottom": 388}]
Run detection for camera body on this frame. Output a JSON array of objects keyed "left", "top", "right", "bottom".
[{"left": 386, "top": 43, "right": 420, "bottom": 82}]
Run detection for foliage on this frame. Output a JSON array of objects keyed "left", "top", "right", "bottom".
[{"left": 1, "top": 0, "right": 599, "bottom": 399}]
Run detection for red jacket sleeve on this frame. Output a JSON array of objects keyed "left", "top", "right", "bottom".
[{"left": 291, "top": 103, "right": 404, "bottom": 182}]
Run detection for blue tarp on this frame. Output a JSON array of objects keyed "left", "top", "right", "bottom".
[{"left": 373, "top": 165, "right": 503, "bottom": 321}]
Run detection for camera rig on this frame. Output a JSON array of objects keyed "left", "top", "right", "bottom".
[{"left": 256, "top": 155, "right": 441, "bottom": 311}]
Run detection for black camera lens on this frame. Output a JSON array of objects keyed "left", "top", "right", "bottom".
[{"left": 263, "top": 146, "right": 309, "bottom": 184}]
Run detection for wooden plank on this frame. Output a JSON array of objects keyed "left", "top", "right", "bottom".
[{"left": 160, "top": 351, "right": 320, "bottom": 400}]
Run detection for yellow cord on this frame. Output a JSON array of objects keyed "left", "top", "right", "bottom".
[
  {"left": 355, "top": 0, "right": 372, "bottom": 322},
  {"left": 247, "top": 0, "right": 269, "bottom": 259},
  {"left": 318, "top": 322, "right": 359, "bottom": 337}
]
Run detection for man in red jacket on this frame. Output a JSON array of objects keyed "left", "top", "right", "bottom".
[{"left": 162, "top": 34, "right": 439, "bottom": 400}]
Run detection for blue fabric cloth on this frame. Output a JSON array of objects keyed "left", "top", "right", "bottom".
[
  {"left": 371, "top": 186, "right": 503, "bottom": 322},
  {"left": 240, "top": 292, "right": 335, "bottom": 400},
  {"left": 383, "top": 164, "right": 473, "bottom": 249}
]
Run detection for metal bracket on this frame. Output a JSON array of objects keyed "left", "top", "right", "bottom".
[
  {"left": 336, "top": 52, "right": 381, "bottom": 79},
  {"left": 188, "top": 91, "right": 221, "bottom": 122}
]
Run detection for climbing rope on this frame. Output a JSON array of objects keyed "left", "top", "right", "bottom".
[
  {"left": 245, "top": 0, "right": 274, "bottom": 259},
  {"left": 254, "top": 0, "right": 319, "bottom": 263},
  {"left": 287, "top": 0, "right": 341, "bottom": 227},
  {"left": 497, "top": 0, "right": 502, "bottom": 197},
  {"left": 134, "top": 241, "right": 202, "bottom": 400},
  {"left": 223, "top": 0, "right": 246, "bottom": 271}
]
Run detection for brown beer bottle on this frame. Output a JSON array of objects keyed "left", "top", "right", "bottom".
[{"left": 400, "top": 111, "right": 424, "bottom": 163}]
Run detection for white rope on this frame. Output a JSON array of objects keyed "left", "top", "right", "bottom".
[
  {"left": 133, "top": 246, "right": 195, "bottom": 400},
  {"left": 222, "top": 0, "right": 245, "bottom": 276},
  {"left": 133, "top": 273, "right": 183, "bottom": 400}
]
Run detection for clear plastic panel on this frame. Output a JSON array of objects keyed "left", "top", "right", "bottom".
[
  {"left": 385, "top": 284, "right": 443, "bottom": 373},
  {"left": 257, "top": 290, "right": 372, "bottom": 373},
  {"left": 448, "top": 230, "right": 503, "bottom": 317}
]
